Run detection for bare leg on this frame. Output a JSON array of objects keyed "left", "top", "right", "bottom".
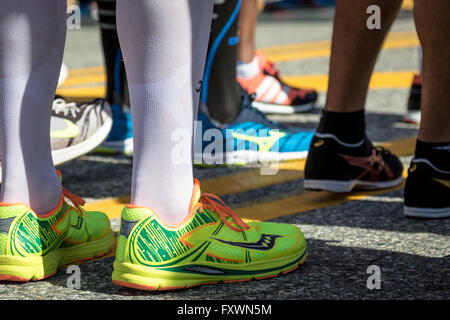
[
  {"left": 237, "top": 0, "right": 257, "bottom": 63},
  {"left": 414, "top": 0, "right": 450, "bottom": 143},
  {"left": 325, "top": 0, "right": 403, "bottom": 112}
]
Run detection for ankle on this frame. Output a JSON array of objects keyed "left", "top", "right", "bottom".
[
  {"left": 317, "top": 109, "right": 366, "bottom": 144},
  {"left": 414, "top": 139, "right": 450, "bottom": 171},
  {"left": 236, "top": 55, "right": 260, "bottom": 79}
]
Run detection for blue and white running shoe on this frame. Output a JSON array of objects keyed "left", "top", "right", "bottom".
[
  {"left": 194, "top": 90, "right": 314, "bottom": 165},
  {"left": 96, "top": 104, "right": 133, "bottom": 156}
]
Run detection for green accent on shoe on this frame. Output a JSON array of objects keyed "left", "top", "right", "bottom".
[{"left": 112, "top": 179, "right": 307, "bottom": 291}]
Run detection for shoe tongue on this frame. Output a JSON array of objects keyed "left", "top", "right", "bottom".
[{"left": 189, "top": 178, "right": 202, "bottom": 209}]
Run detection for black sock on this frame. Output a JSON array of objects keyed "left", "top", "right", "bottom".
[
  {"left": 317, "top": 109, "right": 366, "bottom": 144},
  {"left": 202, "top": 0, "right": 242, "bottom": 124},
  {"left": 415, "top": 139, "right": 450, "bottom": 171},
  {"left": 97, "top": 0, "right": 128, "bottom": 107}
]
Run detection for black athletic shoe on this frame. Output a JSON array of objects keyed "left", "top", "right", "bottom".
[
  {"left": 404, "top": 158, "right": 450, "bottom": 218},
  {"left": 304, "top": 133, "right": 404, "bottom": 192},
  {"left": 404, "top": 74, "right": 422, "bottom": 125}
]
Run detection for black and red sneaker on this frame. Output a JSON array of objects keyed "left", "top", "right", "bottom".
[
  {"left": 304, "top": 133, "right": 404, "bottom": 192},
  {"left": 404, "top": 74, "right": 422, "bottom": 125},
  {"left": 404, "top": 158, "right": 450, "bottom": 218}
]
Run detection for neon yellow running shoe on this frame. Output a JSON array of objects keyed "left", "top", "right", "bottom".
[
  {"left": 0, "top": 174, "right": 114, "bottom": 282},
  {"left": 112, "top": 179, "right": 307, "bottom": 291}
]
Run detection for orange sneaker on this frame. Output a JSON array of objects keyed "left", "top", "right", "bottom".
[{"left": 237, "top": 50, "right": 317, "bottom": 114}]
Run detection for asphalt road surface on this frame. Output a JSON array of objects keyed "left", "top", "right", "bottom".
[{"left": 0, "top": 5, "right": 448, "bottom": 300}]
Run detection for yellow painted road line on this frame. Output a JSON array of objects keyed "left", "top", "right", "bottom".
[
  {"left": 401, "top": 0, "right": 414, "bottom": 11},
  {"left": 260, "top": 31, "right": 419, "bottom": 63},
  {"left": 236, "top": 177, "right": 406, "bottom": 222},
  {"left": 85, "top": 197, "right": 129, "bottom": 220},
  {"left": 56, "top": 70, "right": 418, "bottom": 101},
  {"left": 66, "top": 66, "right": 105, "bottom": 77},
  {"left": 55, "top": 85, "right": 106, "bottom": 99},
  {"left": 84, "top": 136, "right": 417, "bottom": 220},
  {"left": 283, "top": 70, "right": 418, "bottom": 92},
  {"left": 60, "top": 74, "right": 106, "bottom": 87},
  {"left": 202, "top": 160, "right": 305, "bottom": 195},
  {"left": 57, "top": 30, "right": 419, "bottom": 100}
]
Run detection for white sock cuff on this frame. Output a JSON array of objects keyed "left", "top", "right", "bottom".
[{"left": 236, "top": 55, "right": 260, "bottom": 79}]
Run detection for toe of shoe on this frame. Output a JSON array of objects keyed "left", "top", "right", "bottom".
[
  {"left": 256, "top": 222, "right": 307, "bottom": 255},
  {"left": 83, "top": 210, "right": 112, "bottom": 239}
]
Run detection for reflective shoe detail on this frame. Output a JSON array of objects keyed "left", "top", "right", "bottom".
[
  {"left": 51, "top": 96, "right": 113, "bottom": 165},
  {"left": 112, "top": 179, "right": 307, "bottom": 290},
  {"left": 0, "top": 177, "right": 114, "bottom": 281}
]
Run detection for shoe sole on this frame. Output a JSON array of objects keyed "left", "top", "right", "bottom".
[
  {"left": 304, "top": 176, "right": 404, "bottom": 193},
  {"left": 0, "top": 231, "right": 114, "bottom": 282},
  {"left": 195, "top": 150, "right": 308, "bottom": 166},
  {"left": 52, "top": 116, "right": 113, "bottom": 166},
  {"left": 403, "top": 110, "right": 421, "bottom": 125},
  {"left": 96, "top": 136, "right": 133, "bottom": 156},
  {"left": 404, "top": 206, "right": 450, "bottom": 218},
  {"left": 252, "top": 101, "right": 314, "bottom": 114},
  {"left": 112, "top": 247, "right": 307, "bottom": 291}
]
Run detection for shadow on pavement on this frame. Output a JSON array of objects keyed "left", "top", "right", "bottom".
[{"left": 43, "top": 239, "right": 449, "bottom": 300}]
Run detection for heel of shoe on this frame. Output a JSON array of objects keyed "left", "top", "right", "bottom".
[{"left": 0, "top": 254, "right": 57, "bottom": 282}]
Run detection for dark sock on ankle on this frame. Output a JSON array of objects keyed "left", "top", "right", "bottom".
[
  {"left": 317, "top": 109, "right": 366, "bottom": 144},
  {"left": 415, "top": 139, "right": 450, "bottom": 171}
]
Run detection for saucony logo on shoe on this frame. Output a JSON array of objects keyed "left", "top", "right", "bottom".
[{"left": 210, "top": 234, "right": 282, "bottom": 251}]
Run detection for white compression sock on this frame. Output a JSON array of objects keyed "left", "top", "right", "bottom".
[
  {"left": 237, "top": 55, "right": 260, "bottom": 79},
  {"left": 0, "top": 1, "right": 65, "bottom": 214},
  {"left": 117, "top": 0, "right": 213, "bottom": 225}
]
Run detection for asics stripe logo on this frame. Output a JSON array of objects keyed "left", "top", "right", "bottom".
[
  {"left": 211, "top": 234, "right": 282, "bottom": 251},
  {"left": 433, "top": 178, "right": 450, "bottom": 188},
  {"left": 231, "top": 130, "right": 286, "bottom": 152},
  {"left": 339, "top": 148, "right": 394, "bottom": 181},
  {"left": 50, "top": 119, "right": 80, "bottom": 139}
]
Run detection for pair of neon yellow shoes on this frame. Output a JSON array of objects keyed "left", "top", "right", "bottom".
[{"left": 0, "top": 174, "right": 307, "bottom": 290}]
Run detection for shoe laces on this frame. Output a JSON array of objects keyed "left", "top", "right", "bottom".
[
  {"left": 55, "top": 170, "right": 86, "bottom": 214},
  {"left": 257, "top": 51, "right": 280, "bottom": 78},
  {"left": 53, "top": 98, "right": 80, "bottom": 118},
  {"left": 192, "top": 193, "right": 249, "bottom": 233},
  {"left": 263, "top": 60, "right": 280, "bottom": 79},
  {"left": 62, "top": 187, "right": 86, "bottom": 214},
  {"left": 374, "top": 146, "right": 392, "bottom": 157},
  {"left": 240, "top": 87, "right": 286, "bottom": 129}
]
